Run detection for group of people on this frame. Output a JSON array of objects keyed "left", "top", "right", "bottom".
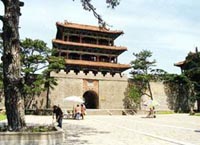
[
  {"left": 74, "top": 104, "right": 86, "bottom": 120},
  {"left": 52, "top": 103, "right": 86, "bottom": 128}
]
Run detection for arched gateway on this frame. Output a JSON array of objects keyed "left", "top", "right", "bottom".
[{"left": 83, "top": 90, "right": 99, "bottom": 109}]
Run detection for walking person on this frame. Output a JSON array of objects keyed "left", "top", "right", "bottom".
[{"left": 53, "top": 105, "right": 63, "bottom": 128}]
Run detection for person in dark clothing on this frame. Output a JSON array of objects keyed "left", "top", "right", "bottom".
[{"left": 53, "top": 105, "right": 63, "bottom": 128}]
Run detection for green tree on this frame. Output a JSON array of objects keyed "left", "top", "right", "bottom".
[
  {"left": 0, "top": 0, "right": 121, "bottom": 130},
  {"left": 163, "top": 49, "right": 200, "bottom": 114},
  {"left": 43, "top": 55, "right": 66, "bottom": 108},
  {"left": 20, "top": 38, "right": 50, "bottom": 106},
  {"left": 0, "top": 38, "right": 65, "bottom": 108},
  {"left": 181, "top": 50, "right": 200, "bottom": 113},
  {"left": 20, "top": 38, "right": 65, "bottom": 109},
  {"left": 123, "top": 83, "right": 142, "bottom": 112},
  {"left": 130, "top": 50, "right": 166, "bottom": 101},
  {"left": 164, "top": 74, "right": 191, "bottom": 113}
]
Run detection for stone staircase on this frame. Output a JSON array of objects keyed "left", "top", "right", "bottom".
[{"left": 85, "top": 109, "right": 136, "bottom": 115}]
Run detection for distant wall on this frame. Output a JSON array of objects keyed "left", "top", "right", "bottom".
[
  {"left": 49, "top": 70, "right": 173, "bottom": 111},
  {"left": 0, "top": 72, "right": 173, "bottom": 112},
  {"left": 140, "top": 81, "right": 171, "bottom": 111},
  {"left": 99, "top": 79, "right": 128, "bottom": 109}
]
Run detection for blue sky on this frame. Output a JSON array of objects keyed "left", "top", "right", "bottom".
[{"left": 1, "top": 0, "right": 200, "bottom": 75}]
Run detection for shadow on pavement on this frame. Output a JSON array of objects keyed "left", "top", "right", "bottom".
[
  {"left": 62, "top": 123, "right": 110, "bottom": 145},
  {"left": 195, "top": 130, "right": 200, "bottom": 133}
]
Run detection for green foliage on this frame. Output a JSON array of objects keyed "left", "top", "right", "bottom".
[
  {"left": 128, "top": 85, "right": 141, "bottom": 105},
  {"left": 27, "top": 125, "right": 57, "bottom": 132},
  {"left": 130, "top": 50, "right": 167, "bottom": 89},
  {"left": 106, "top": 0, "right": 120, "bottom": 8},
  {"left": 20, "top": 38, "right": 49, "bottom": 99},
  {"left": 130, "top": 50, "right": 156, "bottom": 98},
  {"left": 194, "top": 113, "right": 200, "bottom": 116},
  {"left": 164, "top": 74, "right": 190, "bottom": 84},
  {"left": 164, "top": 74, "right": 190, "bottom": 112},
  {"left": 123, "top": 85, "right": 140, "bottom": 112},
  {"left": 128, "top": 50, "right": 168, "bottom": 109},
  {"left": 20, "top": 38, "right": 50, "bottom": 74},
  {"left": 20, "top": 38, "right": 65, "bottom": 108},
  {"left": 0, "top": 125, "right": 56, "bottom": 132},
  {"left": 130, "top": 50, "right": 161, "bottom": 99},
  {"left": 131, "top": 50, "right": 156, "bottom": 75},
  {"left": 43, "top": 55, "right": 65, "bottom": 91},
  {"left": 178, "top": 51, "right": 200, "bottom": 112},
  {"left": 0, "top": 113, "right": 6, "bottom": 121},
  {"left": 150, "top": 69, "right": 168, "bottom": 81},
  {"left": 73, "top": 0, "right": 120, "bottom": 27},
  {"left": 156, "top": 110, "right": 174, "bottom": 114},
  {"left": 183, "top": 52, "right": 200, "bottom": 84}
]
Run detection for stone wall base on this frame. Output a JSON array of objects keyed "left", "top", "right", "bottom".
[{"left": 0, "top": 126, "right": 64, "bottom": 145}]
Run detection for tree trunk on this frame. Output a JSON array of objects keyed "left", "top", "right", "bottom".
[
  {"left": 197, "top": 99, "right": 200, "bottom": 112},
  {"left": 189, "top": 104, "right": 195, "bottom": 115},
  {"left": 45, "top": 71, "right": 50, "bottom": 108},
  {"left": 1, "top": 0, "right": 25, "bottom": 131},
  {"left": 147, "top": 82, "right": 153, "bottom": 100}
]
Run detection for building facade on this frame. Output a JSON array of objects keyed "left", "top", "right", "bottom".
[{"left": 50, "top": 21, "right": 130, "bottom": 109}]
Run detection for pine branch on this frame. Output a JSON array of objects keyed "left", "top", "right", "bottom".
[
  {"left": 81, "top": 0, "right": 106, "bottom": 27},
  {"left": 143, "top": 93, "right": 151, "bottom": 98},
  {"left": 106, "top": 0, "right": 120, "bottom": 9},
  {"left": 19, "top": 1, "right": 24, "bottom": 7}
]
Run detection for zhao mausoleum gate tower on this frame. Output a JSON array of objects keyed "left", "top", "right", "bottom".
[{"left": 50, "top": 21, "right": 130, "bottom": 110}]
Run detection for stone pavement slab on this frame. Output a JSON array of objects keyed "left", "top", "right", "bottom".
[{"left": 62, "top": 114, "right": 200, "bottom": 145}]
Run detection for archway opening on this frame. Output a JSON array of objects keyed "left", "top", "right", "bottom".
[{"left": 83, "top": 90, "right": 99, "bottom": 109}]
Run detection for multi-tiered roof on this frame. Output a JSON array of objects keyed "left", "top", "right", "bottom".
[{"left": 53, "top": 21, "right": 130, "bottom": 76}]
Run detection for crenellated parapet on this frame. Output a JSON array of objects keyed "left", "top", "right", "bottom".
[{"left": 50, "top": 70, "right": 128, "bottom": 81}]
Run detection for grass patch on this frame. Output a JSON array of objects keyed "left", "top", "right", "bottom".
[
  {"left": 156, "top": 110, "right": 174, "bottom": 114},
  {"left": 0, "top": 125, "right": 57, "bottom": 132},
  {"left": 194, "top": 113, "right": 200, "bottom": 116},
  {"left": 0, "top": 113, "right": 6, "bottom": 121},
  {"left": 25, "top": 125, "right": 57, "bottom": 132}
]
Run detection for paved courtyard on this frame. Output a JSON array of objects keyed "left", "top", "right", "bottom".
[
  {"left": 2, "top": 114, "right": 199, "bottom": 145},
  {"left": 61, "top": 114, "right": 200, "bottom": 145}
]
